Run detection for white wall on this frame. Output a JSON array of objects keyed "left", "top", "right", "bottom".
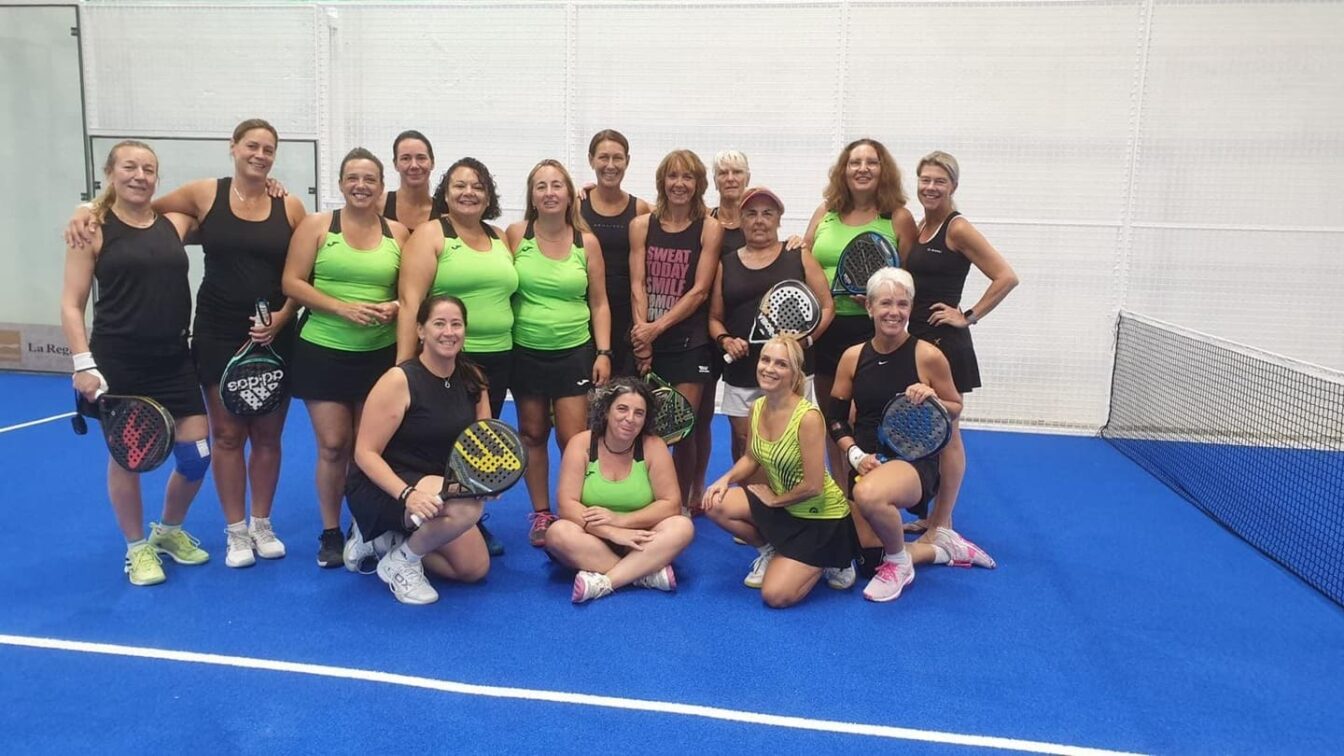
[{"left": 56, "top": 0, "right": 1344, "bottom": 429}]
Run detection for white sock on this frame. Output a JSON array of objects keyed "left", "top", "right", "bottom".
[
  {"left": 155, "top": 522, "right": 181, "bottom": 534},
  {"left": 226, "top": 521, "right": 247, "bottom": 534},
  {"left": 397, "top": 543, "right": 423, "bottom": 563},
  {"left": 250, "top": 516, "right": 271, "bottom": 529},
  {"left": 931, "top": 545, "right": 951, "bottom": 565},
  {"left": 126, "top": 538, "right": 148, "bottom": 552},
  {"left": 883, "top": 550, "right": 911, "bottom": 566},
  {"left": 756, "top": 544, "right": 773, "bottom": 556}
]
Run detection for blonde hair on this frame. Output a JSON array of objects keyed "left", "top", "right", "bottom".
[
  {"left": 653, "top": 149, "right": 709, "bottom": 221},
  {"left": 91, "top": 140, "right": 157, "bottom": 223},
  {"left": 761, "top": 335, "right": 807, "bottom": 396},
  {"left": 822, "top": 138, "right": 908, "bottom": 215},
  {"left": 917, "top": 150, "right": 960, "bottom": 210},
  {"left": 523, "top": 159, "right": 587, "bottom": 231},
  {"left": 866, "top": 266, "right": 916, "bottom": 301}
]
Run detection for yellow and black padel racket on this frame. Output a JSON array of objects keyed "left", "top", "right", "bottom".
[{"left": 442, "top": 419, "right": 528, "bottom": 499}]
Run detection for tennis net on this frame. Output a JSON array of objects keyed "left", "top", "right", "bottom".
[{"left": 1102, "top": 311, "right": 1344, "bottom": 606}]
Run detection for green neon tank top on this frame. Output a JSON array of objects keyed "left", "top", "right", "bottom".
[
  {"left": 431, "top": 219, "right": 518, "bottom": 354},
  {"left": 512, "top": 224, "right": 591, "bottom": 351},
  {"left": 580, "top": 434, "right": 655, "bottom": 513},
  {"left": 749, "top": 397, "right": 849, "bottom": 520},
  {"left": 811, "top": 211, "right": 896, "bottom": 317},
  {"left": 300, "top": 211, "right": 400, "bottom": 351}
]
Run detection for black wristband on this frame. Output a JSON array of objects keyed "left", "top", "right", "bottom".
[
  {"left": 715, "top": 333, "right": 732, "bottom": 345},
  {"left": 398, "top": 485, "right": 414, "bottom": 503},
  {"left": 595, "top": 349, "right": 612, "bottom": 357}
]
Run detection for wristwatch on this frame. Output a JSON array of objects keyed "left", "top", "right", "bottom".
[{"left": 963, "top": 308, "right": 978, "bottom": 326}]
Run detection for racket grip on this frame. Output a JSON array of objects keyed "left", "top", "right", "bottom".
[
  {"left": 722, "top": 353, "right": 735, "bottom": 364},
  {"left": 410, "top": 514, "right": 423, "bottom": 527}
]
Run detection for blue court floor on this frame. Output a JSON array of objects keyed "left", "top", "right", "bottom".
[{"left": 1, "top": 371, "right": 1340, "bottom": 754}]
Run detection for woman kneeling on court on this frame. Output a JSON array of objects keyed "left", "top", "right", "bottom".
[
  {"left": 702, "top": 336, "right": 859, "bottom": 609},
  {"left": 346, "top": 295, "right": 491, "bottom": 605},
  {"left": 546, "top": 378, "right": 692, "bottom": 603},
  {"left": 827, "top": 268, "right": 994, "bottom": 604}
]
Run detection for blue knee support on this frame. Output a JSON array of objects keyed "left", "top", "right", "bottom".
[{"left": 173, "top": 438, "right": 212, "bottom": 481}]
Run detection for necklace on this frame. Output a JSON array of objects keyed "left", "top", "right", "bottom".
[
  {"left": 602, "top": 435, "right": 637, "bottom": 455},
  {"left": 232, "top": 183, "right": 258, "bottom": 203}
]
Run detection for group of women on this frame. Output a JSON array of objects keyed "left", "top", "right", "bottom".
[{"left": 60, "top": 120, "right": 1017, "bottom": 607}]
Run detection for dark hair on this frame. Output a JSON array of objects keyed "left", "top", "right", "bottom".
[
  {"left": 232, "top": 118, "right": 278, "bottom": 144},
  {"left": 416, "top": 295, "right": 487, "bottom": 401},
  {"left": 588, "top": 377, "right": 658, "bottom": 439},
  {"left": 588, "top": 129, "right": 630, "bottom": 158},
  {"left": 339, "top": 147, "right": 384, "bottom": 183},
  {"left": 432, "top": 157, "right": 500, "bottom": 220},
  {"left": 392, "top": 130, "right": 434, "bottom": 162}
]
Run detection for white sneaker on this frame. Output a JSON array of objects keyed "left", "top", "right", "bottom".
[
  {"left": 933, "top": 527, "right": 997, "bottom": 569},
  {"left": 744, "top": 545, "right": 775, "bottom": 589},
  {"left": 633, "top": 565, "right": 677, "bottom": 592},
  {"left": 224, "top": 527, "right": 256, "bottom": 569},
  {"left": 344, "top": 523, "right": 403, "bottom": 574},
  {"left": 824, "top": 563, "right": 857, "bottom": 590},
  {"left": 249, "top": 518, "right": 286, "bottom": 560},
  {"left": 863, "top": 557, "right": 915, "bottom": 603},
  {"left": 376, "top": 548, "right": 439, "bottom": 605},
  {"left": 571, "top": 571, "right": 614, "bottom": 603}
]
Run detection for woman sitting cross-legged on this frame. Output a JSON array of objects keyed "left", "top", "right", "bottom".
[{"left": 545, "top": 378, "right": 693, "bottom": 603}]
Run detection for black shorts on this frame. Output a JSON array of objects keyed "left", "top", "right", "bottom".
[
  {"left": 192, "top": 321, "right": 297, "bottom": 388},
  {"left": 746, "top": 489, "right": 859, "bottom": 569},
  {"left": 511, "top": 342, "right": 595, "bottom": 399},
  {"left": 814, "top": 315, "right": 873, "bottom": 378},
  {"left": 651, "top": 344, "right": 714, "bottom": 386},
  {"left": 88, "top": 343, "right": 206, "bottom": 420},
  {"left": 465, "top": 349, "right": 512, "bottom": 418},
  {"left": 290, "top": 338, "right": 396, "bottom": 403},
  {"left": 608, "top": 304, "right": 639, "bottom": 379},
  {"left": 847, "top": 456, "right": 939, "bottom": 520},
  {"left": 345, "top": 465, "right": 426, "bottom": 541},
  {"left": 910, "top": 324, "right": 981, "bottom": 393}
]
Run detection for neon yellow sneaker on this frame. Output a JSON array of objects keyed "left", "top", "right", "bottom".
[
  {"left": 149, "top": 523, "right": 210, "bottom": 565},
  {"left": 125, "top": 542, "right": 166, "bottom": 586}
]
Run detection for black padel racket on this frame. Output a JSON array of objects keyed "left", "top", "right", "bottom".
[
  {"left": 219, "top": 299, "right": 289, "bottom": 416},
  {"left": 832, "top": 231, "right": 899, "bottom": 296},
  {"left": 724, "top": 279, "right": 822, "bottom": 363},
  {"left": 646, "top": 371, "right": 695, "bottom": 445},
  {"left": 411, "top": 419, "right": 528, "bottom": 526},
  {"left": 72, "top": 391, "right": 176, "bottom": 473},
  {"left": 876, "top": 394, "right": 952, "bottom": 462}
]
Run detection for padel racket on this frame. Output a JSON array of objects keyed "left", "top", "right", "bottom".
[
  {"left": 876, "top": 394, "right": 952, "bottom": 462},
  {"left": 646, "top": 371, "right": 695, "bottom": 445},
  {"left": 219, "top": 299, "right": 289, "bottom": 416},
  {"left": 72, "top": 391, "right": 176, "bottom": 473},
  {"left": 831, "top": 231, "right": 899, "bottom": 296},
  {"left": 410, "top": 419, "right": 528, "bottom": 526},
  {"left": 723, "top": 279, "right": 821, "bottom": 363}
]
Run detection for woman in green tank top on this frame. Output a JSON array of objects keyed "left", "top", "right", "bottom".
[
  {"left": 282, "top": 148, "right": 409, "bottom": 567},
  {"left": 545, "top": 378, "right": 691, "bottom": 603},
  {"left": 506, "top": 160, "right": 613, "bottom": 549},
  {"left": 703, "top": 336, "right": 859, "bottom": 609}
]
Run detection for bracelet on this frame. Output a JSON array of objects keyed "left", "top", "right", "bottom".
[
  {"left": 846, "top": 444, "right": 867, "bottom": 470},
  {"left": 595, "top": 349, "right": 612, "bottom": 357},
  {"left": 72, "top": 352, "right": 97, "bottom": 372},
  {"left": 714, "top": 333, "right": 732, "bottom": 345},
  {"left": 398, "top": 485, "right": 414, "bottom": 503}
]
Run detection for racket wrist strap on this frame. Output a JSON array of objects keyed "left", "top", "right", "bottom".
[
  {"left": 72, "top": 352, "right": 98, "bottom": 373},
  {"left": 846, "top": 444, "right": 868, "bottom": 470}
]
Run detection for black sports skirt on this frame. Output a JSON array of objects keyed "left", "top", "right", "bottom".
[
  {"left": 747, "top": 489, "right": 859, "bottom": 569},
  {"left": 89, "top": 341, "right": 205, "bottom": 420},
  {"left": 290, "top": 338, "right": 396, "bottom": 403},
  {"left": 345, "top": 465, "right": 427, "bottom": 541},
  {"left": 909, "top": 323, "right": 981, "bottom": 393},
  {"left": 192, "top": 321, "right": 297, "bottom": 388},
  {"left": 511, "top": 342, "right": 594, "bottom": 399}
]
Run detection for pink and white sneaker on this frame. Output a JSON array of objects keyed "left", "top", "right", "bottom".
[
  {"left": 934, "top": 527, "right": 997, "bottom": 569},
  {"left": 862, "top": 558, "right": 914, "bottom": 602},
  {"left": 571, "top": 571, "right": 614, "bottom": 603},
  {"left": 633, "top": 564, "right": 677, "bottom": 592}
]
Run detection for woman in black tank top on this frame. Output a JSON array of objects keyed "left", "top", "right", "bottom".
[
  {"left": 709, "top": 186, "right": 834, "bottom": 464},
  {"left": 580, "top": 129, "right": 652, "bottom": 379},
  {"left": 348, "top": 296, "right": 491, "bottom": 605},
  {"left": 905, "top": 152, "right": 1019, "bottom": 538},
  {"left": 824, "top": 268, "right": 995, "bottom": 604},
  {"left": 379, "top": 130, "right": 439, "bottom": 229},
  {"left": 629, "top": 149, "right": 724, "bottom": 506},
  {"left": 60, "top": 141, "right": 212, "bottom": 587}
]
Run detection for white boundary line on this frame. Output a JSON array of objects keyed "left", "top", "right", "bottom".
[
  {"left": 0, "top": 634, "right": 1142, "bottom": 756},
  {"left": 0, "top": 411, "right": 75, "bottom": 434}
]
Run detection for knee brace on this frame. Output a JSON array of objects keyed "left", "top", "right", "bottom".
[{"left": 173, "top": 438, "right": 212, "bottom": 481}]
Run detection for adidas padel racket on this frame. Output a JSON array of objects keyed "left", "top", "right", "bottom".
[
  {"left": 219, "top": 299, "right": 288, "bottom": 416},
  {"left": 723, "top": 279, "right": 821, "bottom": 363},
  {"left": 831, "top": 231, "right": 899, "bottom": 296},
  {"left": 72, "top": 391, "right": 175, "bottom": 473}
]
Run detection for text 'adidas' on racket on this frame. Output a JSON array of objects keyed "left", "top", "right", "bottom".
[
  {"left": 219, "top": 299, "right": 289, "bottom": 416},
  {"left": 646, "top": 371, "right": 695, "bottom": 445},
  {"left": 723, "top": 279, "right": 821, "bottom": 363},
  {"left": 832, "top": 231, "right": 899, "bottom": 296},
  {"left": 876, "top": 394, "right": 952, "bottom": 462},
  {"left": 72, "top": 391, "right": 175, "bottom": 473},
  {"left": 410, "top": 419, "right": 528, "bottom": 526}
]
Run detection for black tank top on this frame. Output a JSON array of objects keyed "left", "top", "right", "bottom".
[
  {"left": 382, "top": 359, "right": 479, "bottom": 475},
  {"left": 91, "top": 212, "right": 192, "bottom": 355},
  {"left": 905, "top": 211, "right": 970, "bottom": 331},
  {"left": 440, "top": 217, "right": 499, "bottom": 241},
  {"left": 710, "top": 207, "right": 745, "bottom": 258},
  {"left": 644, "top": 214, "right": 708, "bottom": 351},
  {"left": 383, "top": 190, "right": 441, "bottom": 225},
  {"left": 580, "top": 194, "right": 639, "bottom": 319},
  {"left": 195, "top": 177, "right": 293, "bottom": 340},
  {"left": 720, "top": 245, "right": 811, "bottom": 387},
  {"left": 852, "top": 337, "right": 920, "bottom": 451}
]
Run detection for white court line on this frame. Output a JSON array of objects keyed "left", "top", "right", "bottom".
[
  {"left": 0, "top": 634, "right": 1142, "bottom": 756},
  {"left": 0, "top": 411, "right": 75, "bottom": 434}
]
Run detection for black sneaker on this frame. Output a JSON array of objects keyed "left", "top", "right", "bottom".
[
  {"left": 317, "top": 527, "right": 344, "bottom": 568},
  {"left": 478, "top": 515, "right": 504, "bottom": 558}
]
